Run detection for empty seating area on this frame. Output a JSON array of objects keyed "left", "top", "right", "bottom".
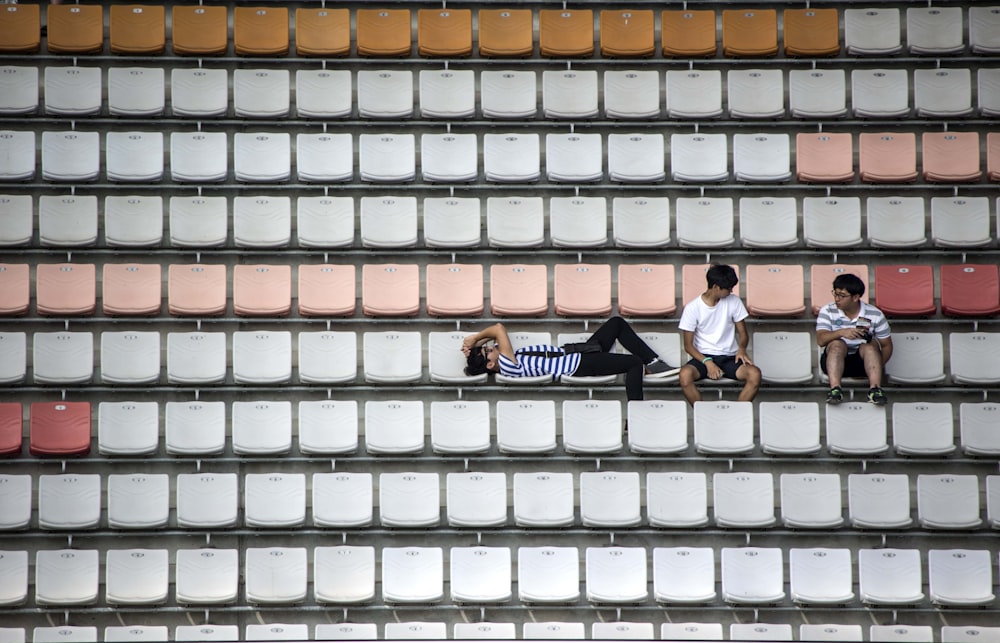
[{"left": 4, "top": 1, "right": 1000, "bottom": 640}]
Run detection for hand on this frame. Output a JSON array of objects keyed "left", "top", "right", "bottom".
[
  {"left": 735, "top": 350, "right": 753, "bottom": 367},
  {"left": 841, "top": 327, "right": 868, "bottom": 340},
  {"left": 461, "top": 336, "right": 477, "bottom": 356},
  {"left": 705, "top": 360, "right": 723, "bottom": 380}
]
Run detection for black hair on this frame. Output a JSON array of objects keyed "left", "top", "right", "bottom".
[
  {"left": 832, "top": 273, "right": 866, "bottom": 297},
  {"left": 705, "top": 264, "right": 739, "bottom": 291},
  {"left": 464, "top": 349, "right": 490, "bottom": 376}
]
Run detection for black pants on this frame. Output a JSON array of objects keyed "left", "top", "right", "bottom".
[{"left": 571, "top": 316, "right": 659, "bottom": 401}]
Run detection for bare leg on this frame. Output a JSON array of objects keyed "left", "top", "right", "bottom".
[
  {"left": 735, "top": 363, "right": 762, "bottom": 402},
  {"left": 858, "top": 342, "right": 884, "bottom": 387},
  {"left": 825, "top": 340, "right": 848, "bottom": 388},
  {"left": 679, "top": 364, "right": 702, "bottom": 406}
]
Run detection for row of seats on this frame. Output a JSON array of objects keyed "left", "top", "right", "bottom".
[
  {"left": 3, "top": 4, "right": 999, "bottom": 58},
  {"left": 3, "top": 193, "right": 1000, "bottom": 251},
  {"left": 5, "top": 129, "right": 1000, "bottom": 184},
  {"left": 7, "top": 66, "right": 1000, "bottom": 120},
  {"left": 6, "top": 544, "right": 1000, "bottom": 607},
  {"left": 4, "top": 468, "right": 999, "bottom": 531},
  {"left": 2, "top": 261, "right": 996, "bottom": 319},
  {"left": 5, "top": 396, "right": 1000, "bottom": 459},
  {"left": 5, "top": 622, "right": 1000, "bottom": 643}
]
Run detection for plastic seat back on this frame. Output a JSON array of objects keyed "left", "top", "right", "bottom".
[
  {"left": 0, "top": 4, "right": 40, "bottom": 53},
  {"left": 356, "top": 9, "right": 411, "bottom": 57},
  {"left": 873, "top": 264, "right": 936, "bottom": 317},
  {"left": 29, "top": 401, "right": 91, "bottom": 456},
  {"left": 923, "top": 132, "right": 981, "bottom": 183},
  {"left": 783, "top": 8, "right": 840, "bottom": 56},
  {"left": 171, "top": 5, "right": 228, "bottom": 56},
  {"left": 662, "top": 10, "right": 716, "bottom": 57},
  {"left": 796, "top": 132, "right": 854, "bottom": 183},
  {"left": 47, "top": 5, "right": 103, "bottom": 54},
  {"left": 539, "top": 9, "right": 594, "bottom": 57},
  {"left": 722, "top": 9, "right": 777, "bottom": 57},
  {"left": 600, "top": 9, "right": 654, "bottom": 57},
  {"left": 295, "top": 8, "right": 349, "bottom": 57},
  {"left": 36, "top": 263, "right": 96, "bottom": 316},
  {"left": 859, "top": 132, "right": 918, "bottom": 183},
  {"left": 941, "top": 264, "right": 1000, "bottom": 317},
  {"left": 110, "top": 5, "right": 165, "bottom": 55},
  {"left": 418, "top": 9, "right": 471, "bottom": 57},
  {"left": 233, "top": 6, "right": 288, "bottom": 56},
  {"left": 478, "top": 9, "right": 532, "bottom": 57},
  {"left": 297, "top": 264, "right": 356, "bottom": 317},
  {"left": 361, "top": 264, "right": 420, "bottom": 317}
]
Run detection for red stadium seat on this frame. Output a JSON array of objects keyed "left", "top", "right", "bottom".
[
  {"left": 102, "top": 264, "right": 162, "bottom": 316},
  {"left": 744, "top": 264, "right": 806, "bottom": 317},
  {"left": 941, "top": 264, "right": 1000, "bottom": 318},
  {"left": 810, "top": 264, "right": 869, "bottom": 315},
  {"left": 554, "top": 263, "right": 612, "bottom": 317},
  {"left": 297, "top": 264, "right": 356, "bottom": 317},
  {"left": 0, "top": 402, "right": 22, "bottom": 456},
  {"left": 362, "top": 264, "right": 420, "bottom": 317},
  {"left": 617, "top": 264, "right": 676, "bottom": 317},
  {"left": 489, "top": 264, "right": 548, "bottom": 317},
  {"left": 922, "top": 132, "right": 982, "bottom": 183},
  {"left": 874, "top": 264, "right": 936, "bottom": 317},
  {"left": 167, "top": 264, "right": 226, "bottom": 317},
  {"left": 425, "top": 263, "right": 484, "bottom": 317},
  {"left": 859, "top": 132, "right": 918, "bottom": 183},
  {"left": 233, "top": 264, "right": 292, "bottom": 317},
  {"left": 0, "top": 264, "right": 30, "bottom": 316},
  {"left": 29, "top": 401, "right": 91, "bottom": 457},
  {"left": 36, "top": 263, "right": 96, "bottom": 316}
]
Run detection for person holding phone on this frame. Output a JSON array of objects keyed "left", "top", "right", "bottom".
[{"left": 816, "top": 273, "right": 893, "bottom": 405}]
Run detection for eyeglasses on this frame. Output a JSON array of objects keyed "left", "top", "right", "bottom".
[{"left": 831, "top": 290, "right": 853, "bottom": 300}]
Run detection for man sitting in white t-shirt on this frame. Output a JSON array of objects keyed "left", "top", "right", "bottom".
[{"left": 677, "top": 264, "right": 762, "bottom": 405}]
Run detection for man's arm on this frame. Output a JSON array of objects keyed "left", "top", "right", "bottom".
[
  {"left": 877, "top": 334, "right": 893, "bottom": 365},
  {"left": 816, "top": 327, "right": 868, "bottom": 347},
  {"left": 461, "top": 322, "right": 516, "bottom": 360},
  {"left": 734, "top": 319, "right": 753, "bottom": 365}
]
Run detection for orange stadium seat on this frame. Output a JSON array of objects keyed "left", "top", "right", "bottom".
[
  {"left": 418, "top": 9, "right": 472, "bottom": 57},
  {"left": 617, "top": 264, "right": 676, "bottom": 317},
  {"left": 167, "top": 264, "right": 227, "bottom": 317},
  {"left": 682, "top": 264, "right": 740, "bottom": 306},
  {"left": 859, "top": 132, "right": 918, "bottom": 183},
  {"left": 796, "top": 133, "right": 855, "bottom": 183},
  {"left": 356, "top": 9, "right": 412, "bottom": 57},
  {"left": 662, "top": 10, "right": 716, "bottom": 57},
  {"left": 29, "top": 401, "right": 91, "bottom": 457},
  {"left": 295, "top": 8, "right": 350, "bottom": 57},
  {"left": 0, "top": 264, "right": 30, "bottom": 316},
  {"left": 109, "top": 5, "right": 165, "bottom": 55},
  {"left": 36, "top": 263, "right": 96, "bottom": 316},
  {"left": 297, "top": 264, "right": 356, "bottom": 318},
  {"left": 362, "top": 263, "right": 420, "bottom": 317},
  {"left": 425, "top": 264, "right": 484, "bottom": 317},
  {"left": 874, "top": 264, "right": 936, "bottom": 317},
  {"left": 234, "top": 6, "right": 288, "bottom": 56},
  {"left": 599, "top": 9, "right": 654, "bottom": 58},
  {"left": 489, "top": 264, "right": 548, "bottom": 317},
  {"left": 0, "top": 402, "right": 21, "bottom": 456},
  {"left": 171, "top": 5, "right": 228, "bottom": 56},
  {"left": 810, "top": 264, "right": 869, "bottom": 315},
  {"left": 47, "top": 4, "right": 103, "bottom": 54},
  {"left": 554, "top": 263, "right": 612, "bottom": 317},
  {"left": 922, "top": 132, "right": 982, "bottom": 183},
  {"left": 783, "top": 8, "right": 840, "bottom": 57},
  {"left": 233, "top": 264, "right": 292, "bottom": 318},
  {"left": 941, "top": 264, "right": 1000, "bottom": 318},
  {"left": 0, "top": 3, "right": 40, "bottom": 53},
  {"left": 102, "top": 264, "right": 162, "bottom": 317},
  {"left": 478, "top": 9, "right": 533, "bottom": 57},
  {"left": 539, "top": 9, "right": 594, "bottom": 57},
  {"left": 722, "top": 9, "right": 777, "bottom": 57},
  {"left": 744, "top": 264, "right": 806, "bottom": 317}
]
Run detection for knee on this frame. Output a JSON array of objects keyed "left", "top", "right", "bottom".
[
  {"left": 679, "top": 365, "right": 698, "bottom": 386},
  {"left": 858, "top": 342, "right": 883, "bottom": 362},
  {"left": 745, "top": 365, "right": 762, "bottom": 385},
  {"left": 826, "top": 339, "right": 848, "bottom": 356}
]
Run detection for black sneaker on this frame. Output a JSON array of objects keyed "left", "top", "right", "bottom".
[
  {"left": 826, "top": 387, "right": 843, "bottom": 404},
  {"left": 868, "top": 387, "right": 888, "bottom": 406},
  {"left": 645, "top": 359, "right": 680, "bottom": 378}
]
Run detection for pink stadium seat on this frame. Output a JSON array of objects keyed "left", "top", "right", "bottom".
[
  {"left": 0, "top": 264, "right": 30, "bottom": 316},
  {"left": 29, "top": 401, "right": 91, "bottom": 457},
  {"left": 425, "top": 264, "right": 484, "bottom": 317},
  {"left": 167, "top": 264, "right": 227, "bottom": 317},
  {"left": 297, "top": 264, "right": 356, "bottom": 317},
  {"left": 233, "top": 264, "right": 292, "bottom": 317},
  {"left": 809, "top": 264, "right": 869, "bottom": 315},
  {"left": 988, "top": 132, "right": 1000, "bottom": 182},
  {"left": 795, "top": 133, "right": 854, "bottom": 183},
  {"left": 362, "top": 264, "right": 420, "bottom": 317},
  {"left": 874, "top": 264, "right": 936, "bottom": 317},
  {"left": 744, "top": 264, "right": 806, "bottom": 317},
  {"left": 859, "top": 132, "right": 918, "bottom": 183},
  {"left": 489, "top": 264, "right": 548, "bottom": 317},
  {"left": 102, "top": 264, "right": 162, "bottom": 316},
  {"left": 36, "top": 263, "right": 96, "bottom": 316},
  {"left": 0, "top": 402, "right": 22, "bottom": 456},
  {"left": 941, "top": 264, "right": 1000, "bottom": 318},
  {"left": 617, "top": 264, "right": 676, "bottom": 317},
  {"left": 682, "top": 264, "right": 740, "bottom": 306},
  {"left": 554, "top": 263, "right": 612, "bottom": 317},
  {"left": 922, "top": 132, "right": 982, "bottom": 183}
]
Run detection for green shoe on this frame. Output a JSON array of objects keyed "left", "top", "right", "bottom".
[
  {"left": 826, "top": 387, "right": 843, "bottom": 404},
  {"left": 868, "top": 387, "right": 888, "bottom": 406}
]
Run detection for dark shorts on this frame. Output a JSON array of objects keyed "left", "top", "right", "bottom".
[
  {"left": 820, "top": 350, "right": 867, "bottom": 377},
  {"left": 685, "top": 354, "right": 743, "bottom": 381}
]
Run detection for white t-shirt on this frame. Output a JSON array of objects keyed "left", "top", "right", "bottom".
[{"left": 678, "top": 294, "right": 749, "bottom": 356}]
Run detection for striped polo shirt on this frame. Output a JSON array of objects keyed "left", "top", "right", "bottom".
[
  {"left": 816, "top": 301, "right": 891, "bottom": 353},
  {"left": 497, "top": 345, "right": 582, "bottom": 378}
]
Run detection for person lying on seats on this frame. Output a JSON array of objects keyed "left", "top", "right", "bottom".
[{"left": 462, "top": 316, "right": 678, "bottom": 401}]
